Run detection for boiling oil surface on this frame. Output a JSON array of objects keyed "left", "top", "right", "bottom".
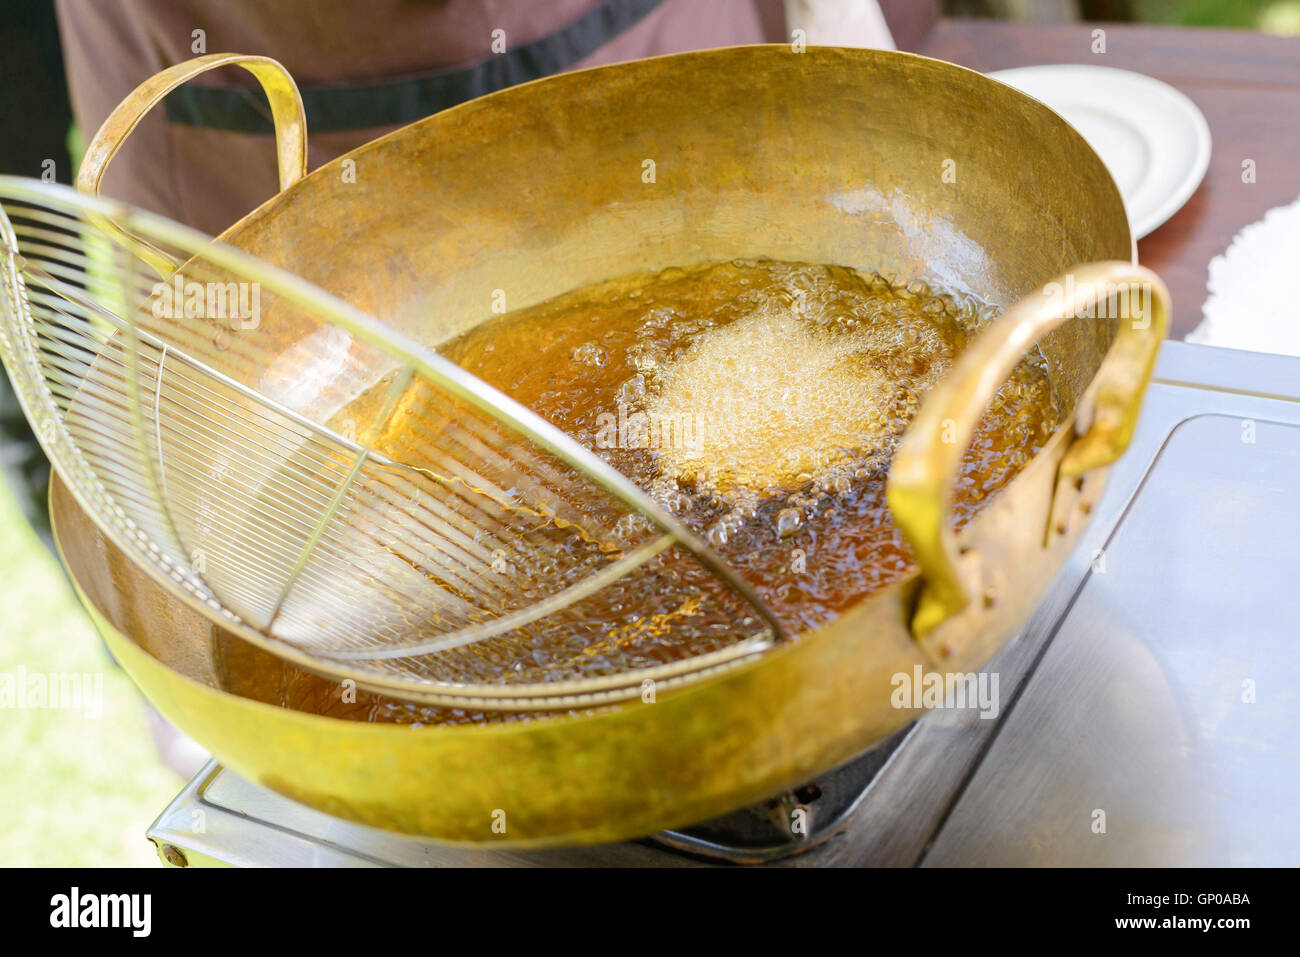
[
  {"left": 228, "top": 260, "right": 1059, "bottom": 724},
  {"left": 441, "top": 259, "right": 1058, "bottom": 627}
]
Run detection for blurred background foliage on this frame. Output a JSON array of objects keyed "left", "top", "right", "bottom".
[{"left": 946, "top": 0, "right": 1300, "bottom": 32}]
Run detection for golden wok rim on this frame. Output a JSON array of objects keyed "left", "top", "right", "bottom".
[
  {"left": 194, "top": 42, "right": 1135, "bottom": 706},
  {"left": 51, "top": 42, "right": 1138, "bottom": 734},
  {"left": 31, "top": 44, "right": 1135, "bottom": 711},
  {"left": 38, "top": 44, "right": 1147, "bottom": 844},
  {"left": 221, "top": 43, "right": 1134, "bottom": 262}
]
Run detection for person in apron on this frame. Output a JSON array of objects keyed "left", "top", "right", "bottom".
[{"left": 55, "top": 0, "right": 786, "bottom": 234}]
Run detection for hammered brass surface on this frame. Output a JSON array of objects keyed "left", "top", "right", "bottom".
[{"left": 52, "top": 46, "right": 1150, "bottom": 845}]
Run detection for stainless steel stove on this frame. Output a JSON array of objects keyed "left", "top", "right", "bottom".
[{"left": 146, "top": 341, "right": 1300, "bottom": 867}]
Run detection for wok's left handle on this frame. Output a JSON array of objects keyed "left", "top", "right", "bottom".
[
  {"left": 887, "top": 261, "right": 1168, "bottom": 651},
  {"left": 78, "top": 53, "right": 308, "bottom": 198},
  {"left": 76, "top": 54, "right": 308, "bottom": 277}
]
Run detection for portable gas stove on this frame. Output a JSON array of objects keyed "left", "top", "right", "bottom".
[{"left": 145, "top": 341, "right": 1300, "bottom": 867}]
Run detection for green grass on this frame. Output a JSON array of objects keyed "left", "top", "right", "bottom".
[
  {"left": 0, "top": 479, "right": 180, "bottom": 867},
  {"left": 1134, "top": 0, "right": 1300, "bottom": 32}
]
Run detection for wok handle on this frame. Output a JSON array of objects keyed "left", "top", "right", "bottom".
[
  {"left": 886, "top": 261, "right": 1169, "bottom": 648},
  {"left": 78, "top": 53, "right": 308, "bottom": 199}
]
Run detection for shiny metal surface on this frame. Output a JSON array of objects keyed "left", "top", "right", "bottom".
[
  {"left": 148, "top": 341, "right": 1300, "bottom": 865},
  {"left": 50, "top": 45, "right": 1150, "bottom": 846},
  {"left": 923, "top": 344, "right": 1300, "bottom": 866}
]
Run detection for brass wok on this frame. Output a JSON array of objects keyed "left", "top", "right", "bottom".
[{"left": 52, "top": 46, "right": 1166, "bottom": 846}]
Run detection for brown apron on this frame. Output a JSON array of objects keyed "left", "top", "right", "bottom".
[{"left": 55, "top": 0, "right": 783, "bottom": 234}]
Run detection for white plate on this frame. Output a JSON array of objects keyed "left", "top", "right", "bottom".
[{"left": 988, "top": 65, "right": 1211, "bottom": 240}]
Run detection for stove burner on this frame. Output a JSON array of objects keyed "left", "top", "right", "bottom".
[{"left": 649, "top": 723, "right": 915, "bottom": 863}]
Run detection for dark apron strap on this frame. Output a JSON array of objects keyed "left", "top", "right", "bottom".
[{"left": 164, "top": 0, "right": 665, "bottom": 134}]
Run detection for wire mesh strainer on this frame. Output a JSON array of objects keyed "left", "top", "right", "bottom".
[{"left": 0, "top": 177, "right": 783, "bottom": 709}]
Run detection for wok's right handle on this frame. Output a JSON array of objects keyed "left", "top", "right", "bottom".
[
  {"left": 887, "top": 261, "right": 1168, "bottom": 650},
  {"left": 78, "top": 53, "right": 308, "bottom": 198}
]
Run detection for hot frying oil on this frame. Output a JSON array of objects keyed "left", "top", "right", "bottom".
[{"left": 224, "top": 260, "right": 1059, "bottom": 724}]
